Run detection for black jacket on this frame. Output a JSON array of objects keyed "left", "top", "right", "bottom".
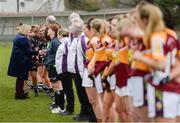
[{"left": 45, "top": 37, "right": 61, "bottom": 66}]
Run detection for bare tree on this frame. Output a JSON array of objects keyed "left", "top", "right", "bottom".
[{"left": 17, "top": 0, "right": 19, "bottom": 12}]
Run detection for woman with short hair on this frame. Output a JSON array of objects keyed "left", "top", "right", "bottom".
[
  {"left": 45, "top": 23, "right": 65, "bottom": 113},
  {"left": 8, "top": 24, "right": 41, "bottom": 99}
]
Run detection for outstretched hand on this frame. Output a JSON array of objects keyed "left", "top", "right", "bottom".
[
  {"left": 133, "top": 51, "right": 143, "bottom": 60},
  {"left": 38, "top": 50, "right": 46, "bottom": 55},
  {"left": 87, "top": 63, "right": 95, "bottom": 75}
]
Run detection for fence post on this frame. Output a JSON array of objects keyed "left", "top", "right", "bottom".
[
  {"left": 31, "top": 15, "right": 34, "bottom": 25},
  {"left": 12, "top": 23, "right": 14, "bottom": 40}
]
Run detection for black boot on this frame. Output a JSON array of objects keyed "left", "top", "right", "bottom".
[
  {"left": 43, "top": 85, "right": 48, "bottom": 92},
  {"left": 15, "top": 94, "right": 27, "bottom": 99},
  {"left": 33, "top": 85, "right": 39, "bottom": 97}
]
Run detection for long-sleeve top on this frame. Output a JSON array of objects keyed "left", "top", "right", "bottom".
[
  {"left": 55, "top": 37, "right": 70, "bottom": 74},
  {"left": 77, "top": 34, "right": 89, "bottom": 77},
  {"left": 44, "top": 37, "right": 61, "bottom": 66}
]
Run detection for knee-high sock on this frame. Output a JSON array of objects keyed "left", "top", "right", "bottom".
[{"left": 55, "top": 90, "right": 65, "bottom": 110}]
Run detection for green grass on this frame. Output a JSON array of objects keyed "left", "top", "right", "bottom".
[{"left": 0, "top": 42, "right": 80, "bottom": 122}]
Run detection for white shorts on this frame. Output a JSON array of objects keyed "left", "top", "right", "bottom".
[
  {"left": 107, "top": 74, "right": 116, "bottom": 90},
  {"left": 147, "top": 83, "right": 180, "bottom": 118},
  {"left": 115, "top": 86, "right": 129, "bottom": 97},
  {"left": 94, "top": 73, "right": 103, "bottom": 93},
  {"left": 178, "top": 102, "right": 180, "bottom": 116},
  {"left": 163, "top": 91, "right": 180, "bottom": 118},
  {"left": 127, "top": 76, "right": 144, "bottom": 107},
  {"left": 82, "top": 68, "right": 94, "bottom": 87}
]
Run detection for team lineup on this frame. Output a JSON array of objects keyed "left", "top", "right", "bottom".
[{"left": 6, "top": 1, "right": 180, "bottom": 122}]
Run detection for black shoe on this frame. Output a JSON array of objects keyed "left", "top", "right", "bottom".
[
  {"left": 73, "top": 113, "right": 89, "bottom": 121},
  {"left": 34, "top": 86, "right": 39, "bottom": 97},
  {"left": 43, "top": 87, "right": 48, "bottom": 92},
  {"left": 60, "top": 110, "right": 73, "bottom": 116},
  {"left": 15, "top": 94, "right": 27, "bottom": 100}
]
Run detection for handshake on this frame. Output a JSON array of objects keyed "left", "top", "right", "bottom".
[{"left": 38, "top": 49, "right": 47, "bottom": 55}]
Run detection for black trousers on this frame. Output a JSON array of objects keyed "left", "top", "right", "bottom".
[
  {"left": 71, "top": 73, "right": 91, "bottom": 114},
  {"left": 15, "top": 78, "right": 24, "bottom": 96},
  {"left": 60, "top": 72, "right": 75, "bottom": 112}
]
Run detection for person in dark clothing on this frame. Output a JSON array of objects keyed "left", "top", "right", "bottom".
[
  {"left": 7, "top": 24, "right": 42, "bottom": 99},
  {"left": 36, "top": 24, "right": 53, "bottom": 95},
  {"left": 44, "top": 23, "right": 65, "bottom": 114},
  {"left": 28, "top": 25, "right": 40, "bottom": 97}
]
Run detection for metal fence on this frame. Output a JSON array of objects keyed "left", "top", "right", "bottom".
[
  {"left": 0, "top": 9, "right": 131, "bottom": 41},
  {"left": 1, "top": 9, "right": 179, "bottom": 41}
]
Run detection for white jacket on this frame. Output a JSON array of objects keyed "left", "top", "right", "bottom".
[
  {"left": 77, "top": 34, "right": 89, "bottom": 78},
  {"left": 55, "top": 37, "right": 69, "bottom": 74}
]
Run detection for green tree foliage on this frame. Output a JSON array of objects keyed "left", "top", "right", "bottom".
[
  {"left": 155, "top": 0, "right": 180, "bottom": 7},
  {"left": 110, "top": 0, "right": 119, "bottom": 8},
  {"left": 154, "top": 0, "right": 180, "bottom": 28},
  {"left": 83, "top": 0, "right": 100, "bottom": 11},
  {"left": 65, "top": 0, "right": 99, "bottom": 11}
]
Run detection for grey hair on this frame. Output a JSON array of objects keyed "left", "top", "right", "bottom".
[
  {"left": 46, "top": 15, "right": 56, "bottom": 24},
  {"left": 69, "top": 18, "right": 84, "bottom": 33},
  {"left": 69, "top": 12, "right": 80, "bottom": 24}
]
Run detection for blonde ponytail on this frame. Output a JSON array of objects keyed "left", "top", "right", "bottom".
[
  {"left": 138, "top": 4, "right": 165, "bottom": 48},
  {"left": 91, "top": 18, "right": 106, "bottom": 37}
]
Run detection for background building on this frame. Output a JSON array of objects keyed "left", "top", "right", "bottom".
[{"left": 0, "top": 0, "right": 65, "bottom": 13}]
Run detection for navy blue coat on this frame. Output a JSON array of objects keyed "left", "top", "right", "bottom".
[{"left": 7, "top": 34, "right": 38, "bottom": 80}]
